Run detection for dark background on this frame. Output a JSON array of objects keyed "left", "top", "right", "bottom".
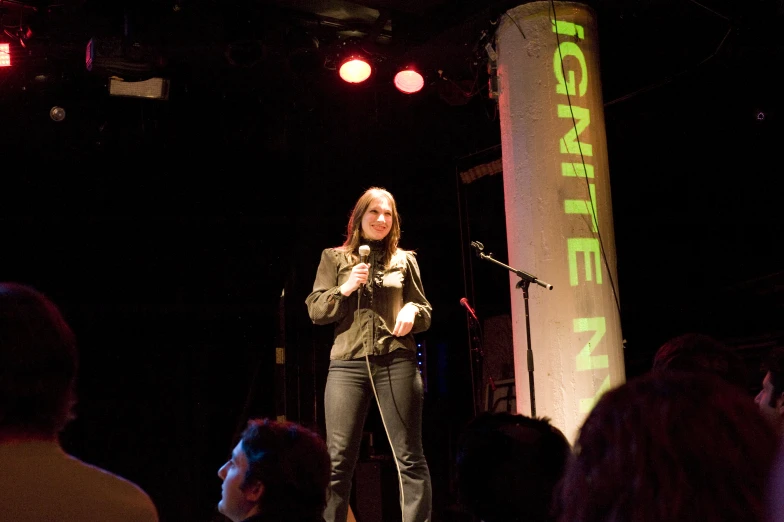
[{"left": 1, "top": 0, "right": 783, "bottom": 520}]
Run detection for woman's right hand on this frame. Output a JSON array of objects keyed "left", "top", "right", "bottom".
[{"left": 340, "top": 263, "right": 369, "bottom": 296}]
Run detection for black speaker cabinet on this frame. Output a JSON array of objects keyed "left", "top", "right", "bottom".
[{"left": 351, "top": 458, "right": 401, "bottom": 522}]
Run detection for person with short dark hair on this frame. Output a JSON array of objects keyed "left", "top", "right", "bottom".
[
  {"left": 455, "top": 411, "right": 571, "bottom": 522},
  {"left": 755, "top": 347, "right": 784, "bottom": 434},
  {"left": 217, "top": 418, "right": 331, "bottom": 522},
  {"left": 556, "top": 371, "right": 778, "bottom": 522},
  {"left": 0, "top": 282, "right": 159, "bottom": 522},
  {"left": 651, "top": 332, "right": 747, "bottom": 390}
]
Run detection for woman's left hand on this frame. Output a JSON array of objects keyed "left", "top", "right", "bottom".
[{"left": 392, "top": 304, "right": 418, "bottom": 337}]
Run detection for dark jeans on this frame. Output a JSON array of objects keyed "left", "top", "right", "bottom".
[{"left": 324, "top": 349, "right": 432, "bottom": 522}]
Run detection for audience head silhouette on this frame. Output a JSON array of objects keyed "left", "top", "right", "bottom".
[
  {"left": 557, "top": 371, "right": 777, "bottom": 522},
  {"left": 652, "top": 332, "right": 747, "bottom": 390},
  {"left": 0, "top": 282, "right": 77, "bottom": 438},
  {"left": 0, "top": 282, "right": 159, "bottom": 522},
  {"left": 218, "top": 418, "right": 330, "bottom": 522},
  {"left": 455, "top": 411, "right": 571, "bottom": 522}
]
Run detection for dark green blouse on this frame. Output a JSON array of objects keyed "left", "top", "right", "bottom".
[{"left": 305, "top": 244, "right": 432, "bottom": 360}]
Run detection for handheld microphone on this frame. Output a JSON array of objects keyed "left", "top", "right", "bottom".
[
  {"left": 459, "top": 297, "right": 479, "bottom": 321},
  {"left": 358, "top": 245, "right": 370, "bottom": 264},
  {"left": 358, "top": 245, "right": 370, "bottom": 286}
]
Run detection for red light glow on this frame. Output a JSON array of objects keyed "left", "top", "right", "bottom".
[
  {"left": 0, "top": 44, "right": 10, "bottom": 67},
  {"left": 394, "top": 69, "right": 424, "bottom": 94},
  {"left": 339, "top": 58, "right": 372, "bottom": 83}
]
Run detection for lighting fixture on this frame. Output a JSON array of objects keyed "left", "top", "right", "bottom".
[{"left": 394, "top": 68, "right": 424, "bottom": 94}]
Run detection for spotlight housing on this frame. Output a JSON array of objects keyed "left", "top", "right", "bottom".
[
  {"left": 109, "top": 77, "right": 170, "bottom": 100},
  {"left": 49, "top": 106, "right": 66, "bottom": 122}
]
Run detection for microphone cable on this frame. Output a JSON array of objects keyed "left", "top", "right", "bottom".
[{"left": 361, "top": 247, "right": 407, "bottom": 521}]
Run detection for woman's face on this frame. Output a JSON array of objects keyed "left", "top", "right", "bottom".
[{"left": 361, "top": 196, "right": 393, "bottom": 241}]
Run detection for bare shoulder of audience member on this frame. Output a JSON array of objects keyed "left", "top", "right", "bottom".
[
  {"left": 557, "top": 371, "right": 778, "bottom": 522},
  {"left": 0, "top": 282, "right": 159, "bottom": 522},
  {"left": 455, "top": 411, "right": 572, "bottom": 522},
  {"left": 652, "top": 332, "right": 748, "bottom": 389}
]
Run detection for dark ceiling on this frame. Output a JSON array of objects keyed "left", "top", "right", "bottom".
[{"left": 2, "top": 0, "right": 782, "bottom": 105}]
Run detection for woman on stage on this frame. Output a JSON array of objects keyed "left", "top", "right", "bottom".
[{"left": 306, "top": 186, "right": 433, "bottom": 522}]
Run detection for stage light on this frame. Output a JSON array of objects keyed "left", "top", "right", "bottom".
[
  {"left": 394, "top": 68, "right": 424, "bottom": 94},
  {"left": 49, "top": 106, "right": 66, "bottom": 122},
  {"left": 86, "top": 37, "right": 170, "bottom": 100},
  {"left": 109, "top": 77, "right": 170, "bottom": 100},
  {"left": 0, "top": 43, "right": 10, "bottom": 67},
  {"left": 339, "top": 55, "right": 372, "bottom": 83}
]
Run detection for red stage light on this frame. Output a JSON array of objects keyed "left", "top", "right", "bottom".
[
  {"left": 0, "top": 44, "right": 11, "bottom": 67},
  {"left": 394, "top": 69, "right": 424, "bottom": 94},
  {"left": 339, "top": 56, "right": 372, "bottom": 84}
]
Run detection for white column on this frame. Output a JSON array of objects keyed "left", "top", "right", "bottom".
[{"left": 496, "top": 0, "right": 625, "bottom": 442}]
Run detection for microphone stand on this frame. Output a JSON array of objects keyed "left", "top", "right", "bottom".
[
  {"left": 467, "top": 313, "right": 484, "bottom": 416},
  {"left": 470, "top": 241, "right": 553, "bottom": 417}
]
